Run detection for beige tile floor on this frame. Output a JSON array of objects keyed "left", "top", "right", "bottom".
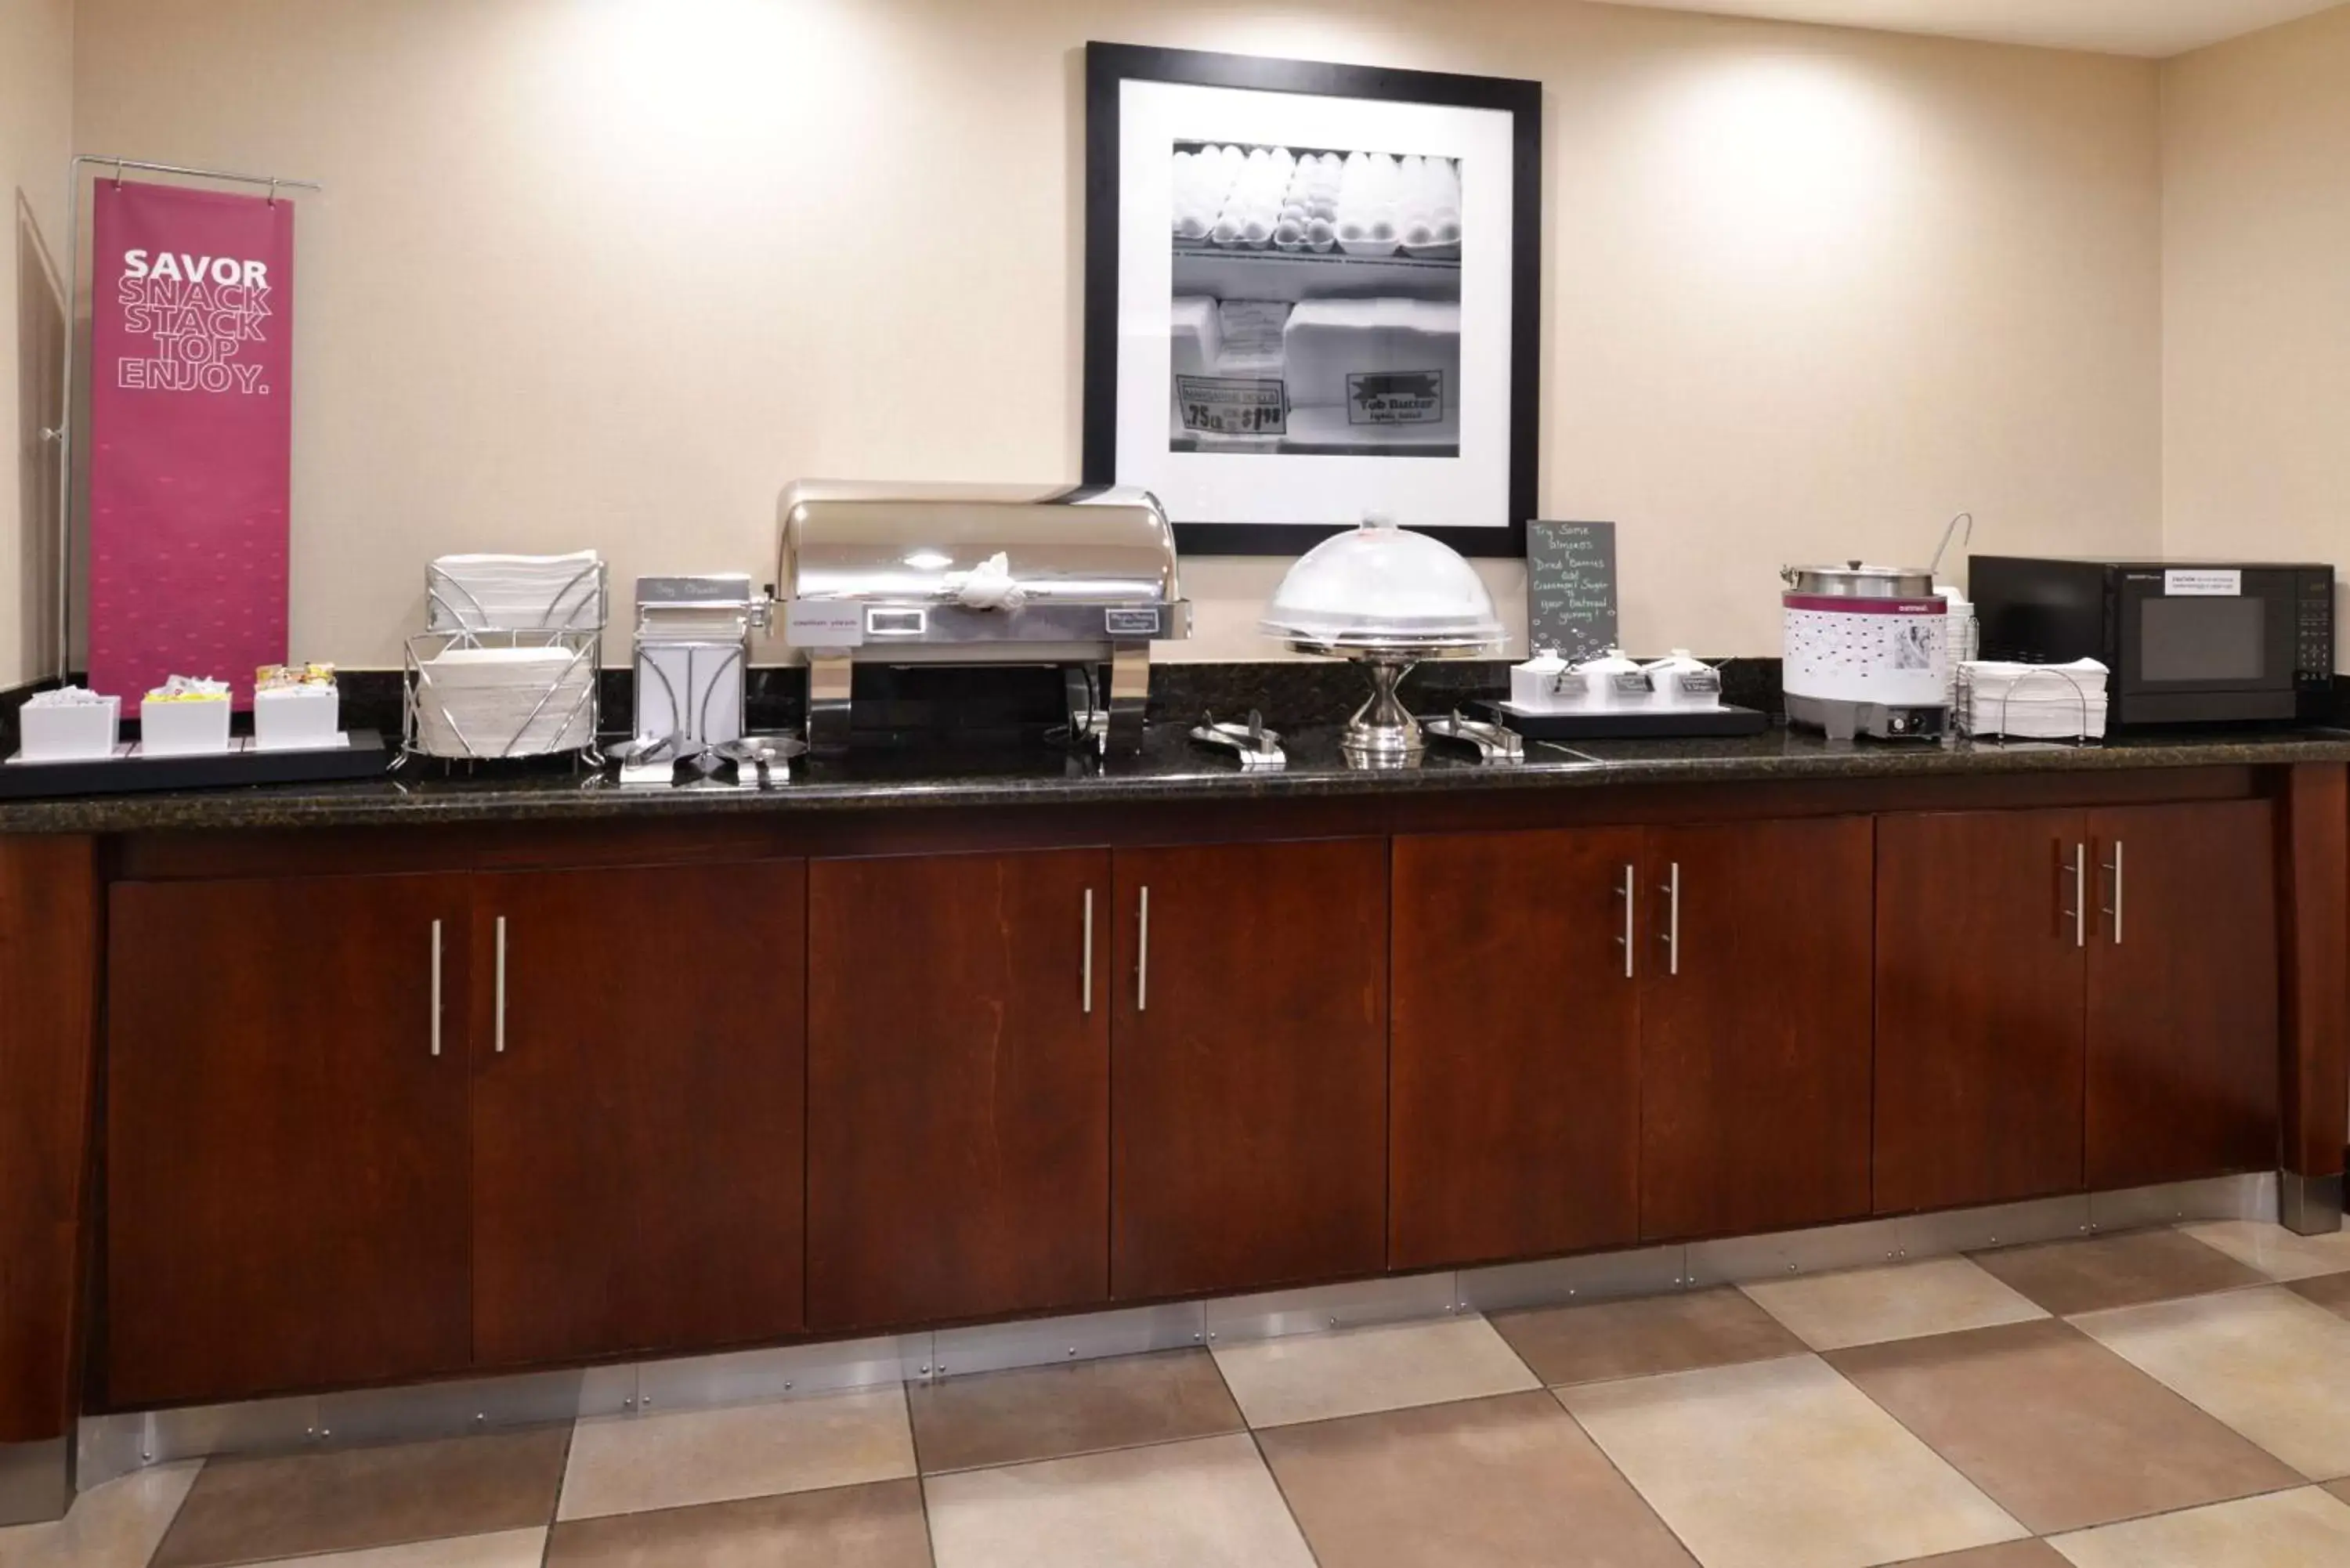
[{"left": 9, "top": 1218, "right": 2350, "bottom": 1568}]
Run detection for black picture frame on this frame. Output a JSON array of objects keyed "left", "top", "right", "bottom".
[{"left": 1083, "top": 42, "right": 1542, "bottom": 558}]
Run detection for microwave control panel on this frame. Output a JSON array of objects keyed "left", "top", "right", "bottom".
[{"left": 2296, "top": 569, "right": 2335, "bottom": 689}]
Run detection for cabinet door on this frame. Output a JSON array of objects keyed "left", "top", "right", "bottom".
[
  {"left": 1390, "top": 829, "right": 1642, "bottom": 1270},
  {"left": 1112, "top": 839, "right": 1388, "bottom": 1300},
  {"left": 808, "top": 850, "right": 1108, "bottom": 1331},
  {"left": 2086, "top": 801, "right": 2280, "bottom": 1187},
  {"left": 471, "top": 862, "right": 806, "bottom": 1366},
  {"left": 1876, "top": 810, "right": 2088, "bottom": 1212},
  {"left": 107, "top": 874, "right": 472, "bottom": 1406},
  {"left": 1640, "top": 818, "right": 1875, "bottom": 1241}
]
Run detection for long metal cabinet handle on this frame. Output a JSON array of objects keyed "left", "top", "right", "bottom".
[
  {"left": 430, "top": 919, "right": 443, "bottom": 1057},
  {"left": 2101, "top": 840, "right": 2124, "bottom": 945},
  {"left": 494, "top": 915, "right": 508, "bottom": 1052},
  {"left": 1136, "top": 886, "right": 1150, "bottom": 1012},
  {"left": 1082, "top": 888, "right": 1095, "bottom": 1013},
  {"left": 1663, "top": 862, "right": 1681, "bottom": 977},
  {"left": 1617, "top": 865, "right": 1636, "bottom": 979},
  {"left": 2068, "top": 843, "right": 2087, "bottom": 948}
]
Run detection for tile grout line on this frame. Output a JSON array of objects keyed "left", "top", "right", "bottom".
[
  {"left": 2063, "top": 1292, "right": 2350, "bottom": 1492},
  {"left": 2038, "top": 1479, "right": 2349, "bottom": 1550},
  {"left": 1243, "top": 1425, "right": 1327, "bottom": 1568},
  {"left": 1543, "top": 1385, "right": 1712, "bottom": 1568},
  {"left": 916, "top": 1462, "right": 944, "bottom": 1568},
  {"left": 537, "top": 1416, "right": 575, "bottom": 1568},
  {"left": 1224, "top": 1310, "right": 1340, "bottom": 1566},
  {"left": 139, "top": 1451, "right": 208, "bottom": 1568}
]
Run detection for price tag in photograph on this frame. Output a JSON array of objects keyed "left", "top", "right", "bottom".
[{"left": 1175, "top": 376, "right": 1287, "bottom": 437}]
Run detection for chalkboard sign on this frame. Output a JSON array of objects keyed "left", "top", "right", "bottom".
[{"left": 1526, "top": 520, "right": 1619, "bottom": 662}]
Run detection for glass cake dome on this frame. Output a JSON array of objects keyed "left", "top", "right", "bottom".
[
  {"left": 1257, "top": 522, "right": 1509, "bottom": 765},
  {"left": 1259, "top": 521, "right": 1506, "bottom": 654}
]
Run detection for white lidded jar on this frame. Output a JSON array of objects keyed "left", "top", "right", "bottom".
[
  {"left": 1640, "top": 649, "right": 1719, "bottom": 710},
  {"left": 1509, "top": 649, "right": 1572, "bottom": 709},
  {"left": 1573, "top": 648, "right": 1648, "bottom": 708}
]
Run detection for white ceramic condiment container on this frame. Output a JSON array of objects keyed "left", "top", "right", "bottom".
[
  {"left": 18, "top": 695, "right": 121, "bottom": 761},
  {"left": 1573, "top": 649, "right": 1647, "bottom": 708},
  {"left": 139, "top": 696, "right": 233, "bottom": 756},
  {"left": 253, "top": 685, "right": 342, "bottom": 751},
  {"left": 1641, "top": 649, "right": 1719, "bottom": 710},
  {"left": 1509, "top": 649, "right": 1571, "bottom": 709}
]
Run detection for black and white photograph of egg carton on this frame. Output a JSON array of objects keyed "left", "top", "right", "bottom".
[{"left": 1168, "top": 143, "right": 1463, "bottom": 458}]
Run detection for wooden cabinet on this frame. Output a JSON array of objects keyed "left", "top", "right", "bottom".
[
  {"left": 107, "top": 874, "right": 472, "bottom": 1406},
  {"left": 1640, "top": 818, "right": 1875, "bottom": 1241},
  {"left": 1875, "top": 811, "right": 2089, "bottom": 1212},
  {"left": 82, "top": 782, "right": 2296, "bottom": 1412},
  {"left": 1390, "top": 829, "right": 1643, "bottom": 1270},
  {"left": 1112, "top": 839, "right": 1388, "bottom": 1299},
  {"left": 470, "top": 862, "right": 807, "bottom": 1366},
  {"left": 1390, "top": 817, "right": 1871, "bottom": 1259},
  {"left": 2085, "top": 801, "right": 2279, "bottom": 1187},
  {"left": 1877, "top": 799, "right": 2281, "bottom": 1213},
  {"left": 807, "top": 850, "right": 1109, "bottom": 1331}
]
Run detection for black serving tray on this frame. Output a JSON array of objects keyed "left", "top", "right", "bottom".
[
  {"left": 0, "top": 730, "right": 391, "bottom": 799},
  {"left": 1470, "top": 700, "right": 1770, "bottom": 742}
]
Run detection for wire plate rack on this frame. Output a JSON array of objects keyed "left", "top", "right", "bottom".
[
  {"left": 1956, "top": 664, "right": 2106, "bottom": 746},
  {"left": 399, "top": 628, "right": 603, "bottom": 765}
]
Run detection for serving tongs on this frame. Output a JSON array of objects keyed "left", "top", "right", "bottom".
[
  {"left": 608, "top": 732, "right": 804, "bottom": 788},
  {"left": 1190, "top": 710, "right": 1285, "bottom": 771},
  {"left": 1423, "top": 709, "right": 1524, "bottom": 764},
  {"left": 608, "top": 731, "right": 687, "bottom": 786},
  {"left": 713, "top": 734, "right": 806, "bottom": 789}
]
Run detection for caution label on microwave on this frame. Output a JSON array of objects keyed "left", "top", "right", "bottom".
[
  {"left": 1347, "top": 370, "right": 1446, "bottom": 425},
  {"left": 1177, "top": 376, "right": 1286, "bottom": 436},
  {"left": 2164, "top": 569, "right": 2242, "bottom": 596}
]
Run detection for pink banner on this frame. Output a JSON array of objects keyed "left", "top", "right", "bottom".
[{"left": 89, "top": 179, "right": 294, "bottom": 714}]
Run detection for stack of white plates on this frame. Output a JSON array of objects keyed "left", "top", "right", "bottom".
[
  {"left": 1961, "top": 658, "right": 2109, "bottom": 739},
  {"left": 413, "top": 645, "right": 595, "bottom": 757},
  {"left": 428, "top": 551, "right": 604, "bottom": 632}
]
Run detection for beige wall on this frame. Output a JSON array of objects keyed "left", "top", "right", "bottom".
[
  {"left": 62, "top": 0, "right": 2164, "bottom": 667},
  {"left": 4, "top": 0, "right": 74, "bottom": 689},
  {"left": 2161, "top": 4, "right": 2350, "bottom": 670}
]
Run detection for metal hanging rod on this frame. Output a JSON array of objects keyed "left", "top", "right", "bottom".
[
  {"left": 49, "top": 156, "right": 322, "bottom": 681},
  {"left": 72, "top": 154, "right": 321, "bottom": 193}
]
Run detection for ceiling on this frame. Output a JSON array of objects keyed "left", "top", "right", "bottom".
[{"left": 1593, "top": 0, "right": 2345, "bottom": 56}]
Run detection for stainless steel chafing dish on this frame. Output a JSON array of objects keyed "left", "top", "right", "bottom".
[{"left": 776, "top": 480, "right": 1190, "bottom": 755}]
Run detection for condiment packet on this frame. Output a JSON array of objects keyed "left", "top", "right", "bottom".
[
  {"left": 255, "top": 662, "right": 337, "bottom": 692},
  {"left": 145, "top": 674, "right": 232, "bottom": 703},
  {"left": 24, "top": 685, "right": 115, "bottom": 708}
]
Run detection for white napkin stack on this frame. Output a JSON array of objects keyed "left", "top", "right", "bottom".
[
  {"left": 428, "top": 551, "right": 604, "bottom": 632},
  {"left": 1961, "top": 658, "right": 2109, "bottom": 739}
]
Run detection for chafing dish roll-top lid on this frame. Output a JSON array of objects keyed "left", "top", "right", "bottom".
[{"left": 778, "top": 481, "right": 1184, "bottom": 611}]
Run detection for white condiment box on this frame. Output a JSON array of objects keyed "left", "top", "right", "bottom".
[
  {"left": 18, "top": 696, "right": 121, "bottom": 761},
  {"left": 139, "top": 697, "right": 233, "bottom": 756},
  {"left": 253, "top": 685, "right": 342, "bottom": 750}
]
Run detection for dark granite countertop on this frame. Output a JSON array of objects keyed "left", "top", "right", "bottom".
[{"left": 4, "top": 721, "right": 2348, "bottom": 834}]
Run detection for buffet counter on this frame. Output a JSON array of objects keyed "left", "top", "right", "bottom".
[
  {"left": 4, "top": 724, "right": 2345, "bottom": 1523},
  {"left": 2, "top": 721, "right": 2349, "bottom": 833}
]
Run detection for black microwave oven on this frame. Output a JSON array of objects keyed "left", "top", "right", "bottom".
[{"left": 1969, "top": 557, "right": 2334, "bottom": 729}]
